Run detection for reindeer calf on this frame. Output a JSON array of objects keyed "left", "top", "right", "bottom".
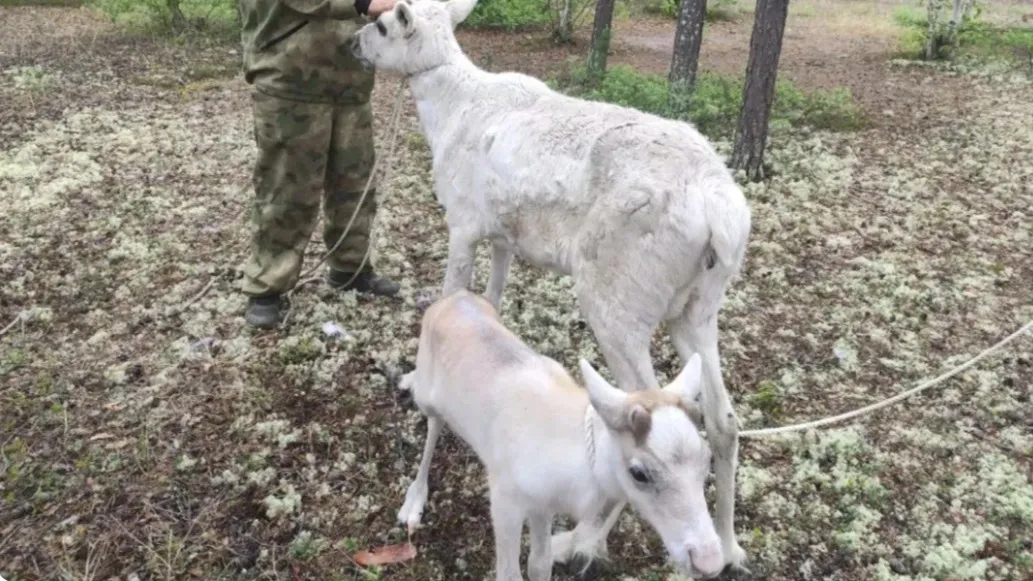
[{"left": 396, "top": 290, "right": 723, "bottom": 580}]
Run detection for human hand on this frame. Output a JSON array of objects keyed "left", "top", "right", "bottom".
[{"left": 366, "top": 0, "right": 398, "bottom": 17}]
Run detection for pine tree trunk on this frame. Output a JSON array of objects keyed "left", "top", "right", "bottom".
[
  {"left": 557, "top": 0, "right": 573, "bottom": 43},
  {"left": 925, "top": 0, "right": 941, "bottom": 60},
  {"left": 945, "top": 0, "right": 971, "bottom": 60},
  {"left": 167, "top": 0, "right": 187, "bottom": 32},
  {"left": 587, "top": 0, "right": 617, "bottom": 81},
  {"left": 669, "top": 0, "right": 708, "bottom": 92},
  {"left": 730, "top": 0, "right": 789, "bottom": 182}
]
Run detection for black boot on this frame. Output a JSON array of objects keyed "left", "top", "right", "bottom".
[
  {"left": 245, "top": 294, "right": 284, "bottom": 328},
  {"left": 327, "top": 269, "right": 400, "bottom": 297}
]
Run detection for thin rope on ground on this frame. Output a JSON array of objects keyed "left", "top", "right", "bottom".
[{"left": 739, "top": 317, "right": 1033, "bottom": 438}]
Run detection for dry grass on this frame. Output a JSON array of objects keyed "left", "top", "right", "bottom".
[{"left": 2, "top": 1, "right": 1032, "bottom": 581}]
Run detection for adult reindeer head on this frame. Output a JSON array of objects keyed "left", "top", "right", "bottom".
[
  {"left": 353, "top": 0, "right": 478, "bottom": 75},
  {"left": 581, "top": 353, "right": 724, "bottom": 578}
]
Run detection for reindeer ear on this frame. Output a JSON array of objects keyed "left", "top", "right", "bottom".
[
  {"left": 580, "top": 359, "right": 629, "bottom": 431},
  {"left": 665, "top": 352, "right": 703, "bottom": 404},
  {"left": 446, "top": 0, "right": 477, "bottom": 29},
  {"left": 395, "top": 1, "right": 416, "bottom": 35}
]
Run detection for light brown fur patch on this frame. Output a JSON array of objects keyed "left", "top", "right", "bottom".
[
  {"left": 424, "top": 290, "right": 536, "bottom": 368},
  {"left": 624, "top": 390, "right": 703, "bottom": 445}
]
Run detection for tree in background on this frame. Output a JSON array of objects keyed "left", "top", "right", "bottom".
[
  {"left": 549, "top": 0, "right": 596, "bottom": 44},
  {"left": 587, "top": 0, "right": 617, "bottom": 81},
  {"left": 167, "top": 0, "right": 188, "bottom": 32},
  {"left": 730, "top": 0, "right": 789, "bottom": 181},
  {"left": 668, "top": 0, "right": 708, "bottom": 94},
  {"left": 86, "top": 0, "right": 240, "bottom": 35},
  {"left": 926, "top": 0, "right": 980, "bottom": 60}
]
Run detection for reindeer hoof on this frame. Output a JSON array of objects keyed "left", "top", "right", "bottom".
[
  {"left": 723, "top": 541, "right": 750, "bottom": 573},
  {"left": 398, "top": 371, "right": 416, "bottom": 392},
  {"left": 551, "top": 531, "right": 610, "bottom": 580},
  {"left": 397, "top": 481, "right": 428, "bottom": 534},
  {"left": 414, "top": 289, "right": 439, "bottom": 311},
  {"left": 563, "top": 554, "right": 609, "bottom": 581}
]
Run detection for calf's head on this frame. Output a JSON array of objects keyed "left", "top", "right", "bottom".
[
  {"left": 580, "top": 353, "right": 724, "bottom": 578},
  {"left": 353, "top": 0, "right": 477, "bottom": 75}
]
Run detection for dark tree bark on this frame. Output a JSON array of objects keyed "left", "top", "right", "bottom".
[
  {"left": 167, "top": 0, "right": 188, "bottom": 32},
  {"left": 730, "top": 0, "right": 789, "bottom": 182},
  {"left": 587, "top": 0, "right": 617, "bottom": 81},
  {"left": 668, "top": 0, "right": 708, "bottom": 92}
]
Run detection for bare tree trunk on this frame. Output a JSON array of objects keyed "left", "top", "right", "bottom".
[
  {"left": 557, "top": 0, "right": 573, "bottom": 42},
  {"left": 167, "top": 0, "right": 188, "bottom": 32},
  {"left": 587, "top": 0, "right": 617, "bottom": 81},
  {"left": 669, "top": 0, "right": 708, "bottom": 92},
  {"left": 925, "top": 0, "right": 941, "bottom": 60},
  {"left": 729, "top": 0, "right": 789, "bottom": 182},
  {"left": 945, "top": 0, "right": 972, "bottom": 60}
]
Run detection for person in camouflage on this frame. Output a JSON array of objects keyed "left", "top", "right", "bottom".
[{"left": 238, "top": 0, "right": 401, "bottom": 328}]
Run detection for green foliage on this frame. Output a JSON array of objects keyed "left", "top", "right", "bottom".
[
  {"left": 646, "top": 0, "right": 741, "bottom": 22},
  {"left": 748, "top": 380, "right": 783, "bottom": 418},
  {"left": 85, "top": 0, "right": 239, "bottom": 38},
  {"left": 0, "top": 0, "right": 81, "bottom": 5},
  {"left": 705, "top": 0, "right": 742, "bottom": 22},
  {"left": 549, "top": 62, "right": 864, "bottom": 142},
  {"left": 893, "top": 0, "right": 1033, "bottom": 72},
  {"left": 894, "top": 0, "right": 985, "bottom": 60},
  {"left": 891, "top": 4, "right": 927, "bottom": 29},
  {"left": 1002, "top": 27, "right": 1033, "bottom": 61},
  {"left": 461, "top": 0, "right": 552, "bottom": 31},
  {"left": 962, "top": 23, "right": 1033, "bottom": 72},
  {"left": 289, "top": 530, "right": 328, "bottom": 561}
]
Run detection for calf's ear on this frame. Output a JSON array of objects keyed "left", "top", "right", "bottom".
[
  {"left": 446, "top": 0, "right": 477, "bottom": 29},
  {"left": 395, "top": 1, "right": 416, "bottom": 35}
]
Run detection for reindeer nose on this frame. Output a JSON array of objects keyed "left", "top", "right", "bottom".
[
  {"left": 349, "top": 36, "right": 363, "bottom": 59},
  {"left": 688, "top": 544, "right": 724, "bottom": 578}
]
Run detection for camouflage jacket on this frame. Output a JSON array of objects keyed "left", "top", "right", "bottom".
[{"left": 239, "top": 0, "right": 375, "bottom": 104}]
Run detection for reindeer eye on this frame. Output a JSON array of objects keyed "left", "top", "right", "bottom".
[
  {"left": 628, "top": 466, "right": 651, "bottom": 484},
  {"left": 376, "top": 21, "right": 387, "bottom": 36}
]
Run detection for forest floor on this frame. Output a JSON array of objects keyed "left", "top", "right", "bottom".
[{"left": 2, "top": 0, "right": 1032, "bottom": 580}]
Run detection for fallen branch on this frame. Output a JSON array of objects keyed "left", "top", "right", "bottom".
[
  {"left": 0, "top": 312, "right": 24, "bottom": 336},
  {"left": 164, "top": 277, "right": 216, "bottom": 319}
]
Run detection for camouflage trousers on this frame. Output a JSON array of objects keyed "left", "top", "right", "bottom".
[{"left": 241, "top": 89, "right": 380, "bottom": 297}]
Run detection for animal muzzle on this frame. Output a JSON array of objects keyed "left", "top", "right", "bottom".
[
  {"left": 687, "top": 542, "right": 724, "bottom": 579},
  {"left": 350, "top": 35, "right": 374, "bottom": 69}
]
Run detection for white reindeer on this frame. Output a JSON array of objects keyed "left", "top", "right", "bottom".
[
  {"left": 354, "top": 0, "right": 752, "bottom": 572},
  {"left": 396, "top": 289, "right": 725, "bottom": 580}
]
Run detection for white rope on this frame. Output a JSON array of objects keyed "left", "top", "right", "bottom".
[
  {"left": 739, "top": 317, "right": 1033, "bottom": 438},
  {"left": 584, "top": 403, "right": 596, "bottom": 467}
]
